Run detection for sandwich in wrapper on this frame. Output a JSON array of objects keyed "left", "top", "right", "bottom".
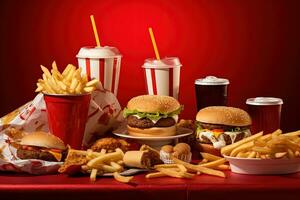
[
  {"left": 123, "top": 95, "right": 182, "bottom": 137},
  {"left": 123, "top": 145, "right": 162, "bottom": 169}
]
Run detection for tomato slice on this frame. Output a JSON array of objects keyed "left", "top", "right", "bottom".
[
  {"left": 49, "top": 148, "right": 62, "bottom": 153},
  {"left": 21, "top": 145, "right": 28, "bottom": 150},
  {"left": 22, "top": 145, "right": 40, "bottom": 151},
  {"left": 212, "top": 129, "right": 224, "bottom": 133}
]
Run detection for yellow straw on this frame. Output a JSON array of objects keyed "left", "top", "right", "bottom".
[
  {"left": 148, "top": 27, "right": 160, "bottom": 60},
  {"left": 90, "top": 15, "right": 101, "bottom": 47}
]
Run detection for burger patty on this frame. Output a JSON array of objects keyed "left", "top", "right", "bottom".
[
  {"left": 223, "top": 132, "right": 246, "bottom": 144},
  {"left": 17, "top": 149, "right": 66, "bottom": 162},
  {"left": 198, "top": 122, "right": 249, "bottom": 131},
  {"left": 200, "top": 131, "right": 246, "bottom": 145},
  {"left": 127, "top": 115, "right": 176, "bottom": 129}
]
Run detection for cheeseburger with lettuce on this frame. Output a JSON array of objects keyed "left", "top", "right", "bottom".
[
  {"left": 195, "top": 106, "right": 252, "bottom": 155},
  {"left": 123, "top": 95, "right": 182, "bottom": 137}
]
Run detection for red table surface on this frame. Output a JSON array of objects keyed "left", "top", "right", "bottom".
[{"left": 1, "top": 171, "right": 300, "bottom": 200}]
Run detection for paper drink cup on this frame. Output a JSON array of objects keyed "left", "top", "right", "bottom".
[
  {"left": 44, "top": 93, "right": 91, "bottom": 149},
  {"left": 246, "top": 97, "right": 283, "bottom": 134},
  {"left": 142, "top": 57, "right": 182, "bottom": 99},
  {"left": 195, "top": 76, "right": 229, "bottom": 110},
  {"left": 76, "top": 46, "right": 122, "bottom": 96}
]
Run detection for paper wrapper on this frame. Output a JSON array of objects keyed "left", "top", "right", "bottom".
[{"left": 0, "top": 88, "right": 123, "bottom": 174}]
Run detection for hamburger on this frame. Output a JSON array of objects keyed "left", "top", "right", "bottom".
[
  {"left": 123, "top": 95, "right": 182, "bottom": 137},
  {"left": 195, "top": 106, "right": 252, "bottom": 155},
  {"left": 16, "top": 132, "right": 67, "bottom": 162}
]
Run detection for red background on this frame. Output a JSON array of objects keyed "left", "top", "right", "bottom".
[{"left": 0, "top": 0, "right": 299, "bottom": 131}]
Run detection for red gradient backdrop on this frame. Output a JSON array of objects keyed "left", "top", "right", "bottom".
[{"left": 0, "top": 0, "right": 299, "bottom": 131}]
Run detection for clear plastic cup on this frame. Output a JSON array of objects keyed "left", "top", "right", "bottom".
[
  {"left": 44, "top": 93, "right": 91, "bottom": 149},
  {"left": 76, "top": 46, "right": 122, "bottom": 96},
  {"left": 246, "top": 97, "right": 283, "bottom": 134},
  {"left": 195, "top": 76, "right": 229, "bottom": 110},
  {"left": 142, "top": 57, "right": 182, "bottom": 99}
]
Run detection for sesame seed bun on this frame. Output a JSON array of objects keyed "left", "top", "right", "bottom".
[
  {"left": 20, "top": 132, "right": 66, "bottom": 150},
  {"left": 196, "top": 106, "right": 252, "bottom": 127},
  {"left": 127, "top": 95, "right": 180, "bottom": 113}
]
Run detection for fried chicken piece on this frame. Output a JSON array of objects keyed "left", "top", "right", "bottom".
[
  {"left": 176, "top": 119, "right": 195, "bottom": 131},
  {"left": 177, "top": 119, "right": 197, "bottom": 146},
  {"left": 5, "top": 128, "right": 26, "bottom": 141},
  {"left": 58, "top": 149, "right": 88, "bottom": 175},
  {"left": 91, "top": 138, "right": 129, "bottom": 153}
]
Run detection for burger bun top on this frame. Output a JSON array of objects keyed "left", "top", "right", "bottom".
[
  {"left": 20, "top": 132, "right": 66, "bottom": 150},
  {"left": 127, "top": 95, "right": 180, "bottom": 113},
  {"left": 196, "top": 106, "right": 251, "bottom": 127}
]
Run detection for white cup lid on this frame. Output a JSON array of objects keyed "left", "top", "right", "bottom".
[
  {"left": 142, "top": 57, "right": 182, "bottom": 68},
  {"left": 76, "top": 46, "right": 121, "bottom": 59},
  {"left": 195, "top": 76, "right": 229, "bottom": 85},
  {"left": 246, "top": 97, "right": 283, "bottom": 106}
]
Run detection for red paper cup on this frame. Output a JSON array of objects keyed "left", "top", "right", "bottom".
[
  {"left": 246, "top": 97, "right": 283, "bottom": 134},
  {"left": 76, "top": 46, "right": 122, "bottom": 96},
  {"left": 142, "top": 57, "right": 182, "bottom": 99},
  {"left": 44, "top": 93, "right": 91, "bottom": 149}
]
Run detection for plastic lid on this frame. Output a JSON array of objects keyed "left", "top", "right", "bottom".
[
  {"left": 195, "top": 76, "right": 230, "bottom": 85},
  {"left": 246, "top": 97, "right": 283, "bottom": 106},
  {"left": 142, "top": 57, "right": 182, "bottom": 68},
  {"left": 76, "top": 46, "right": 121, "bottom": 59}
]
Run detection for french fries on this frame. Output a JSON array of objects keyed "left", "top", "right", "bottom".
[
  {"left": 146, "top": 172, "right": 169, "bottom": 178},
  {"left": 113, "top": 172, "right": 133, "bottom": 183},
  {"left": 156, "top": 168, "right": 194, "bottom": 179},
  {"left": 221, "top": 132, "right": 263, "bottom": 155},
  {"left": 147, "top": 155, "right": 226, "bottom": 179},
  {"left": 87, "top": 150, "right": 124, "bottom": 168},
  {"left": 36, "top": 61, "right": 98, "bottom": 95},
  {"left": 199, "top": 158, "right": 226, "bottom": 168},
  {"left": 198, "top": 152, "right": 230, "bottom": 170},
  {"left": 221, "top": 129, "right": 300, "bottom": 159},
  {"left": 215, "top": 164, "right": 230, "bottom": 170},
  {"left": 64, "top": 145, "right": 229, "bottom": 182},
  {"left": 147, "top": 163, "right": 194, "bottom": 179},
  {"left": 284, "top": 130, "right": 300, "bottom": 137},
  {"left": 90, "top": 168, "right": 98, "bottom": 182},
  {"left": 173, "top": 158, "right": 226, "bottom": 178},
  {"left": 61, "top": 148, "right": 133, "bottom": 183},
  {"left": 200, "top": 152, "right": 222, "bottom": 161}
]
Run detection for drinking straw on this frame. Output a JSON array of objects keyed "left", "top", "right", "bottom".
[
  {"left": 148, "top": 27, "right": 160, "bottom": 60},
  {"left": 90, "top": 15, "right": 101, "bottom": 47}
]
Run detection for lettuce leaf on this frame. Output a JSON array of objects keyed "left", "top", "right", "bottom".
[
  {"left": 195, "top": 122, "right": 203, "bottom": 133},
  {"left": 123, "top": 106, "right": 183, "bottom": 121},
  {"left": 195, "top": 122, "right": 248, "bottom": 133}
]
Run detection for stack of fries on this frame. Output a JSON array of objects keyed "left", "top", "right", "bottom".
[
  {"left": 60, "top": 148, "right": 133, "bottom": 183},
  {"left": 146, "top": 150, "right": 228, "bottom": 179},
  {"left": 35, "top": 61, "right": 99, "bottom": 94},
  {"left": 221, "top": 130, "right": 300, "bottom": 159}
]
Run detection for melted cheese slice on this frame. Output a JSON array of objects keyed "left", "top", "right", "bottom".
[
  {"left": 197, "top": 129, "right": 251, "bottom": 149},
  {"left": 212, "top": 131, "right": 223, "bottom": 138},
  {"left": 42, "top": 150, "right": 62, "bottom": 161}
]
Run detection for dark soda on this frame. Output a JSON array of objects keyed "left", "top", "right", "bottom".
[{"left": 195, "top": 76, "right": 229, "bottom": 110}]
